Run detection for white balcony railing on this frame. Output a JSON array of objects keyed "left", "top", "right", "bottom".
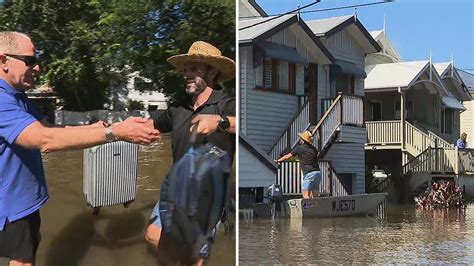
[
  {"left": 276, "top": 160, "right": 349, "bottom": 196},
  {"left": 366, "top": 120, "right": 401, "bottom": 144}
]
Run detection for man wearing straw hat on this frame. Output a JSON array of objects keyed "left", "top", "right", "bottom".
[
  {"left": 276, "top": 130, "right": 321, "bottom": 199},
  {"left": 144, "top": 41, "right": 235, "bottom": 264}
]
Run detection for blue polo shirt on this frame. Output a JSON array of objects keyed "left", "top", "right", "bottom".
[{"left": 0, "top": 79, "right": 48, "bottom": 230}]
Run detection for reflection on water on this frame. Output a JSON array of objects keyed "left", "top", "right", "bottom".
[
  {"left": 240, "top": 204, "right": 474, "bottom": 264},
  {"left": 8, "top": 135, "right": 235, "bottom": 266}
]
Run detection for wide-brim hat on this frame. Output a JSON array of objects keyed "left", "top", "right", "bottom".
[
  {"left": 167, "top": 41, "right": 236, "bottom": 82},
  {"left": 298, "top": 131, "right": 313, "bottom": 144}
]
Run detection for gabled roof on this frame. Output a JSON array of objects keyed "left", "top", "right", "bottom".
[
  {"left": 248, "top": 0, "right": 267, "bottom": 17},
  {"left": 435, "top": 62, "right": 472, "bottom": 101},
  {"left": 239, "top": 14, "right": 295, "bottom": 42},
  {"left": 239, "top": 0, "right": 267, "bottom": 18},
  {"left": 365, "top": 60, "right": 447, "bottom": 95},
  {"left": 239, "top": 134, "right": 277, "bottom": 173},
  {"left": 239, "top": 14, "right": 334, "bottom": 63},
  {"left": 306, "top": 15, "right": 381, "bottom": 54},
  {"left": 369, "top": 30, "right": 384, "bottom": 40},
  {"left": 434, "top": 62, "right": 451, "bottom": 77},
  {"left": 458, "top": 69, "right": 474, "bottom": 92},
  {"left": 369, "top": 29, "right": 401, "bottom": 62}
]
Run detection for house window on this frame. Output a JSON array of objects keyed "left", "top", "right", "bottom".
[
  {"left": 261, "top": 57, "right": 296, "bottom": 93},
  {"left": 370, "top": 101, "right": 382, "bottom": 121},
  {"left": 334, "top": 74, "right": 354, "bottom": 95},
  {"left": 441, "top": 109, "right": 454, "bottom": 134}
]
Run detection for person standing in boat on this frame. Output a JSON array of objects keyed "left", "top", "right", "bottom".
[{"left": 276, "top": 130, "right": 321, "bottom": 198}]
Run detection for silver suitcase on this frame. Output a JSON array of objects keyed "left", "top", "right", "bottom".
[{"left": 83, "top": 141, "right": 139, "bottom": 214}]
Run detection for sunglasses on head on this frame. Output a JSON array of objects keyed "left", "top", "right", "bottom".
[{"left": 4, "top": 54, "right": 38, "bottom": 67}]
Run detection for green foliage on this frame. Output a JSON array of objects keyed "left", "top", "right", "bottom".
[
  {"left": 128, "top": 100, "right": 144, "bottom": 111},
  {"left": 0, "top": 0, "right": 235, "bottom": 110}
]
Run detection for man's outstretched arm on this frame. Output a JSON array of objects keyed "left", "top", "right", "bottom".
[{"left": 15, "top": 117, "right": 160, "bottom": 152}]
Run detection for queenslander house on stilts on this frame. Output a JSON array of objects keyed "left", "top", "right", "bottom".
[
  {"left": 239, "top": 0, "right": 381, "bottom": 207},
  {"left": 364, "top": 29, "right": 474, "bottom": 200}
]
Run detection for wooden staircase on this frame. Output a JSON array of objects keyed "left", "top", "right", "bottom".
[{"left": 274, "top": 93, "right": 364, "bottom": 197}]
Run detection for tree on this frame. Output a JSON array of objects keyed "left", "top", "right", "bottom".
[{"left": 0, "top": 0, "right": 235, "bottom": 110}]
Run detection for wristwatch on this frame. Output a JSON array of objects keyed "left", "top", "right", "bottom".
[
  {"left": 218, "top": 116, "right": 230, "bottom": 132},
  {"left": 105, "top": 126, "right": 116, "bottom": 142}
]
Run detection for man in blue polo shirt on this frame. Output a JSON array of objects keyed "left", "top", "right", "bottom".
[{"left": 0, "top": 31, "right": 160, "bottom": 265}]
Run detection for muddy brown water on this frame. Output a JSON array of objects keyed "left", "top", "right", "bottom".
[
  {"left": 1, "top": 135, "right": 235, "bottom": 266},
  {"left": 239, "top": 204, "right": 474, "bottom": 264}
]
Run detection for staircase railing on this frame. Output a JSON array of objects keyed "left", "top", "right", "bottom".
[
  {"left": 402, "top": 148, "right": 433, "bottom": 175},
  {"left": 312, "top": 93, "right": 364, "bottom": 154},
  {"left": 269, "top": 100, "right": 310, "bottom": 160},
  {"left": 402, "top": 147, "right": 461, "bottom": 175},
  {"left": 405, "top": 121, "right": 435, "bottom": 156},
  {"left": 427, "top": 131, "right": 454, "bottom": 148},
  {"left": 276, "top": 160, "right": 349, "bottom": 196}
]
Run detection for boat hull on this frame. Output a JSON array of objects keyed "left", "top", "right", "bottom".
[{"left": 285, "top": 193, "right": 388, "bottom": 218}]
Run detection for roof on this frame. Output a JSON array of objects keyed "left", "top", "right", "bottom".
[
  {"left": 458, "top": 69, "right": 474, "bottom": 91},
  {"left": 306, "top": 15, "right": 353, "bottom": 36},
  {"left": 365, "top": 60, "right": 430, "bottom": 89},
  {"left": 248, "top": 0, "right": 267, "bottom": 17},
  {"left": 239, "top": 134, "right": 277, "bottom": 173},
  {"left": 306, "top": 15, "right": 381, "bottom": 53},
  {"left": 239, "top": 14, "right": 335, "bottom": 63},
  {"left": 239, "top": 14, "right": 295, "bottom": 42},
  {"left": 434, "top": 62, "right": 451, "bottom": 76},
  {"left": 369, "top": 30, "right": 384, "bottom": 40}
]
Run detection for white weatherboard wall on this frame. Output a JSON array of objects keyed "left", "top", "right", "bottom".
[
  {"left": 317, "top": 64, "right": 330, "bottom": 119},
  {"left": 246, "top": 89, "right": 298, "bottom": 152},
  {"left": 324, "top": 142, "right": 365, "bottom": 195},
  {"left": 337, "top": 126, "right": 367, "bottom": 143},
  {"left": 461, "top": 92, "right": 474, "bottom": 142},
  {"left": 325, "top": 28, "right": 365, "bottom": 66},
  {"left": 239, "top": 143, "right": 275, "bottom": 187},
  {"left": 240, "top": 46, "right": 253, "bottom": 135}
]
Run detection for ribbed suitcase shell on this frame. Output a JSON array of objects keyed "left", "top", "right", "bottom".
[{"left": 83, "top": 141, "right": 139, "bottom": 208}]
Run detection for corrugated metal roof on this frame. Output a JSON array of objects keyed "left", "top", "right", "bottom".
[
  {"left": 365, "top": 60, "right": 430, "bottom": 90},
  {"left": 369, "top": 30, "right": 384, "bottom": 40},
  {"left": 458, "top": 69, "right": 474, "bottom": 91},
  {"left": 306, "top": 15, "right": 352, "bottom": 36},
  {"left": 239, "top": 14, "right": 295, "bottom": 42},
  {"left": 434, "top": 62, "right": 451, "bottom": 76}
]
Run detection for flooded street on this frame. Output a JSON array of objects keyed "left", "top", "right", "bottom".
[
  {"left": 1, "top": 136, "right": 235, "bottom": 266},
  {"left": 240, "top": 204, "right": 474, "bottom": 264}
]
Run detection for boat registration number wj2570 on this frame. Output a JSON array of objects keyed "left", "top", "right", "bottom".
[{"left": 332, "top": 199, "right": 356, "bottom": 212}]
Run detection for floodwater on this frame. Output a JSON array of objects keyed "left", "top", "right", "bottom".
[
  {"left": 240, "top": 204, "right": 474, "bottom": 264},
  {"left": 0, "top": 135, "right": 235, "bottom": 266}
]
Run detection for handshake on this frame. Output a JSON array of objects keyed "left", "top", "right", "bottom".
[{"left": 94, "top": 114, "right": 228, "bottom": 145}]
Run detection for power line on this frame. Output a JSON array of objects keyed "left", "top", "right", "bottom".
[
  {"left": 301, "top": 0, "right": 394, "bottom": 15},
  {"left": 239, "top": 0, "right": 321, "bottom": 31},
  {"left": 239, "top": 0, "right": 394, "bottom": 20}
]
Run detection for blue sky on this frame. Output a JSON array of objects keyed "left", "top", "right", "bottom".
[{"left": 254, "top": 0, "right": 474, "bottom": 73}]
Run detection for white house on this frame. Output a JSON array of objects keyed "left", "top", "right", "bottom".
[
  {"left": 364, "top": 29, "right": 473, "bottom": 199},
  {"left": 239, "top": 0, "right": 380, "bottom": 202},
  {"left": 109, "top": 71, "right": 168, "bottom": 111},
  {"left": 305, "top": 15, "right": 381, "bottom": 195},
  {"left": 459, "top": 69, "right": 474, "bottom": 144},
  {"left": 239, "top": 0, "right": 335, "bottom": 200}
]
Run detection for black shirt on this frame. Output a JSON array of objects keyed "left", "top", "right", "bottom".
[
  {"left": 291, "top": 143, "right": 320, "bottom": 175},
  {"left": 151, "top": 89, "right": 235, "bottom": 163}
]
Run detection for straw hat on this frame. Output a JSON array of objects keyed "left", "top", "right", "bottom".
[
  {"left": 298, "top": 131, "right": 313, "bottom": 144},
  {"left": 167, "top": 41, "right": 236, "bottom": 82}
]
